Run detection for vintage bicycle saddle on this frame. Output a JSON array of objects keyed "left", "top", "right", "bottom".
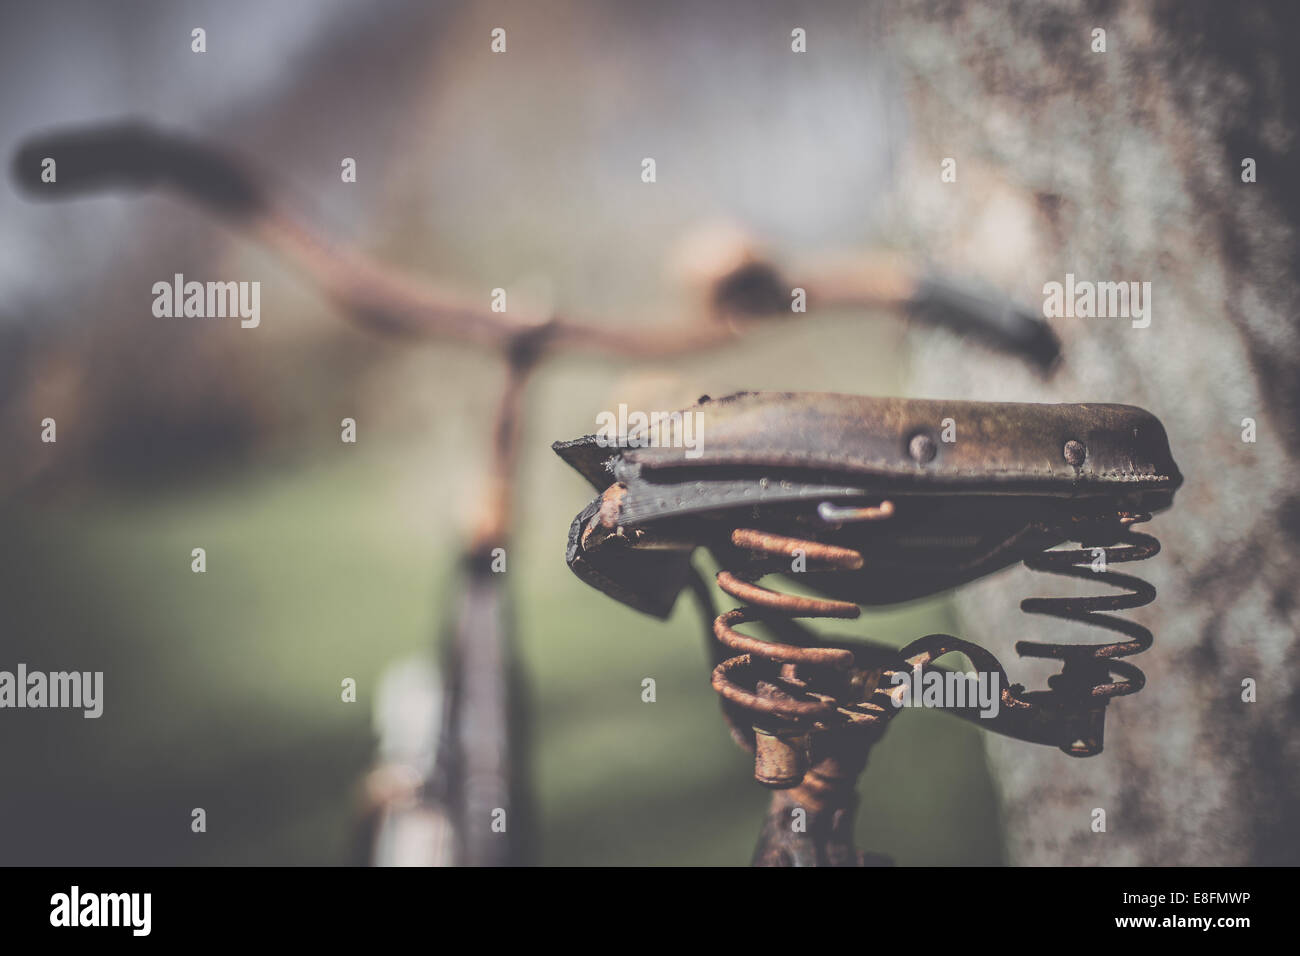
[{"left": 554, "top": 391, "right": 1182, "bottom": 618}]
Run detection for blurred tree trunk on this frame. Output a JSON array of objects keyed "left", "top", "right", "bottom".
[{"left": 882, "top": 0, "right": 1300, "bottom": 865}]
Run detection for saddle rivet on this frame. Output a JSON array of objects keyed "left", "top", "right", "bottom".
[
  {"left": 1063, "top": 439, "right": 1087, "bottom": 466},
  {"left": 908, "top": 433, "right": 937, "bottom": 464}
]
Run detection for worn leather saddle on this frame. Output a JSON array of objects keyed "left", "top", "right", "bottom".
[{"left": 554, "top": 391, "right": 1182, "bottom": 618}]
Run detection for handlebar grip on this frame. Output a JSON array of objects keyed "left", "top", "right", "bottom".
[
  {"left": 12, "top": 120, "right": 266, "bottom": 218},
  {"left": 909, "top": 274, "right": 1062, "bottom": 371}
]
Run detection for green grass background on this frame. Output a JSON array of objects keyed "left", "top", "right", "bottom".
[{"left": 0, "top": 319, "right": 1004, "bottom": 866}]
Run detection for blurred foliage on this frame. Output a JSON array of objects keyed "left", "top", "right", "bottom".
[{"left": 0, "top": 365, "right": 1002, "bottom": 864}]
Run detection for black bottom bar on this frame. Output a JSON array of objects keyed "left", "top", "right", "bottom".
[{"left": 3, "top": 865, "right": 1281, "bottom": 941}]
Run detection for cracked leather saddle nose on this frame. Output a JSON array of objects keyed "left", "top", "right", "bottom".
[{"left": 554, "top": 391, "right": 1182, "bottom": 619}]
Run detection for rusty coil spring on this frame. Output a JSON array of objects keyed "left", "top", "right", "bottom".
[
  {"left": 1017, "top": 514, "right": 1161, "bottom": 706},
  {"left": 708, "top": 508, "right": 1163, "bottom": 770},
  {"left": 709, "top": 509, "right": 898, "bottom": 786}
]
